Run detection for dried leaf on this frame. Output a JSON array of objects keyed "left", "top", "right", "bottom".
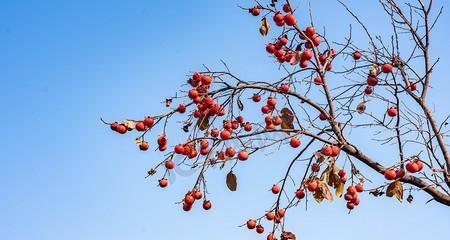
[
  {"left": 197, "top": 114, "right": 210, "bottom": 131},
  {"left": 386, "top": 181, "right": 403, "bottom": 202},
  {"left": 290, "top": 51, "right": 302, "bottom": 65},
  {"left": 226, "top": 171, "right": 237, "bottom": 191},
  {"left": 280, "top": 108, "right": 295, "bottom": 131},
  {"left": 237, "top": 98, "right": 244, "bottom": 111},
  {"left": 259, "top": 17, "right": 270, "bottom": 36},
  {"left": 147, "top": 169, "right": 156, "bottom": 175},
  {"left": 312, "top": 187, "right": 324, "bottom": 203},
  {"left": 312, "top": 181, "right": 333, "bottom": 203},
  {"left": 407, "top": 194, "right": 414, "bottom": 203},
  {"left": 134, "top": 138, "right": 143, "bottom": 145},
  {"left": 281, "top": 232, "right": 296, "bottom": 240},
  {"left": 320, "top": 181, "right": 334, "bottom": 202},
  {"left": 123, "top": 120, "right": 136, "bottom": 129},
  {"left": 356, "top": 101, "right": 366, "bottom": 114},
  {"left": 369, "top": 64, "right": 379, "bottom": 76},
  {"left": 165, "top": 98, "right": 172, "bottom": 107},
  {"left": 335, "top": 181, "right": 345, "bottom": 198}
]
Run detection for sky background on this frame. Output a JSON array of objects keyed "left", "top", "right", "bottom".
[{"left": 1, "top": 0, "right": 450, "bottom": 239}]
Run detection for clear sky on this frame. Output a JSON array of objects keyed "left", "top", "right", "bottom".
[{"left": 1, "top": 0, "right": 449, "bottom": 239}]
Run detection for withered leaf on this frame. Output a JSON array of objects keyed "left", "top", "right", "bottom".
[
  {"left": 356, "top": 101, "right": 366, "bottom": 114},
  {"left": 320, "top": 181, "right": 334, "bottom": 202},
  {"left": 369, "top": 64, "right": 379, "bottom": 76},
  {"left": 259, "top": 17, "right": 270, "bottom": 36},
  {"left": 165, "top": 98, "right": 172, "bottom": 107},
  {"left": 312, "top": 181, "right": 333, "bottom": 203},
  {"left": 134, "top": 138, "right": 143, "bottom": 145},
  {"left": 281, "top": 232, "right": 296, "bottom": 240},
  {"left": 335, "top": 181, "right": 345, "bottom": 198},
  {"left": 147, "top": 169, "right": 156, "bottom": 176},
  {"left": 407, "top": 194, "right": 414, "bottom": 203},
  {"left": 123, "top": 120, "right": 136, "bottom": 129},
  {"left": 237, "top": 98, "right": 244, "bottom": 111},
  {"left": 369, "top": 189, "right": 385, "bottom": 197},
  {"left": 290, "top": 51, "right": 302, "bottom": 65},
  {"left": 226, "top": 171, "right": 237, "bottom": 191},
  {"left": 197, "top": 114, "right": 210, "bottom": 131},
  {"left": 386, "top": 181, "right": 403, "bottom": 202},
  {"left": 280, "top": 108, "right": 295, "bottom": 131}
]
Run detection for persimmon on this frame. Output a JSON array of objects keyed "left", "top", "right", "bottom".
[
  {"left": 247, "top": 220, "right": 257, "bottom": 229},
  {"left": 135, "top": 121, "right": 146, "bottom": 131},
  {"left": 271, "top": 184, "right": 281, "bottom": 194},
  {"left": 284, "top": 14, "right": 296, "bottom": 26},
  {"left": 177, "top": 104, "right": 186, "bottom": 113},
  {"left": 116, "top": 124, "right": 127, "bottom": 134},
  {"left": 143, "top": 117, "right": 154, "bottom": 127},
  {"left": 220, "top": 130, "right": 232, "bottom": 140},
  {"left": 238, "top": 151, "right": 249, "bottom": 161},
  {"left": 295, "top": 189, "right": 306, "bottom": 199},
  {"left": 353, "top": 51, "right": 361, "bottom": 60},
  {"left": 110, "top": 122, "right": 119, "bottom": 131},
  {"left": 384, "top": 169, "right": 397, "bottom": 180},
  {"left": 267, "top": 97, "right": 277, "bottom": 107},
  {"left": 381, "top": 63, "right": 393, "bottom": 73},
  {"left": 282, "top": 4, "right": 292, "bottom": 12},
  {"left": 244, "top": 122, "right": 253, "bottom": 131},
  {"left": 226, "top": 147, "right": 236, "bottom": 157},
  {"left": 252, "top": 93, "right": 262, "bottom": 102},
  {"left": 307, "top": 181, "right": 318, "bottom": 192},
  {"left": 273, "top": 13, "right": 284, "bottom": 23},
  {"left": 355, "top": 184, "right": 364, "bottom": 192},
  {"left": 250, "top": 7, "right": 260, "bottom": 16},
  {"left": 367, "top": 76, "right": 378, "bottom": 86},
  {"left": 165, "top": 160, "right": 175, "bottom": 169},
  {"left": 280, "top": 83, "right": 290, "bottom": 93},
  {"left": 139, "top": 141, "right": 149, "bottom": 151},
  {"left": 202, "top": 200, "right": 212, "bottom": 210},
  {"left": 184, "top": 194, "right": 195, "bottom": 205},
  {"left": 266, "top": 44, "right": 276, "bottom": 54},
  {"left": 277, "top": 209, "right": 286, "bottom": 218},
  {"left": 347, "top": 186, "right": 356, "bottom": 195},
  {"left": 387, "top": 107, "right": 398, "bottom": 117},
  {"left": 266, "top": 212, "right": 275, "bottom": 220},
  {"left": 193, "top": 190, "right": 202, "bottom": 200},
  {"left": 290, "top": 137, "right": 301, "bottom": 148},
  {"left": 159, "top": 178, "right": 168, "bottom": 188},
  {"left": 256, "top": 225, "right": 265, "bottom": 234}
]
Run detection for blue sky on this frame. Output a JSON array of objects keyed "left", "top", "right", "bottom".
[{"left": 1, "top": 0, "right": 449, "bottom": 239}]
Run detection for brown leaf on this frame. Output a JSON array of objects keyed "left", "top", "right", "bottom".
[
  {"left": 356, "top": 101, "right": 366, "bottom": 114},
  {"left": 259, "top": 17, "right": 270, "bottom": 36},
  {"left": 226, "top": 171, "right": 237, "bottom": 191},
  {"left": 386, "top": 181, "right": 403, "bottom": 202},
  {"left": 281, "top": 232, "right": 296, "bottom": 240},
  {"left": 197, "top": 114, "right": 210, "bottom": 131},
  {"left": 237, "top": 98, "right": 244, "bottom": 111},
  {"left": 123, "top": 120, "right": 136, "bottom": 129},
  {"left": 134, "top": 138, "right": 143, "bottom": 145},
  {"left": 335, "top": 181, "right": 345, "bottom": 198},
  {"left": 290, "top": 51, "right": 302, "bottom": 65},
  {"left": 407, "top": 194, "right": 414, "bottom": 203},
  {"left": 165, "top": 98, "right": 172, "bottom": 107},
  {"left": 147, "top": 169, "right": 156, "bottom": 175},
  {"left": 369, "top": 64, "right": 379, "bottom": 76},
  {"left": 280, "top": 108, "right": 295, "bottom": 131},
  {"left": 312, "top": 180, "right": 334, "bottom": 203},
  {"left": 320, "top": 181, "right": 334, "bottom": 202}
]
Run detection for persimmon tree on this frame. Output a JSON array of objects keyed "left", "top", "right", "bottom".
[{"left": 103, "top": 0, "right": 449, "bottom": 239}]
